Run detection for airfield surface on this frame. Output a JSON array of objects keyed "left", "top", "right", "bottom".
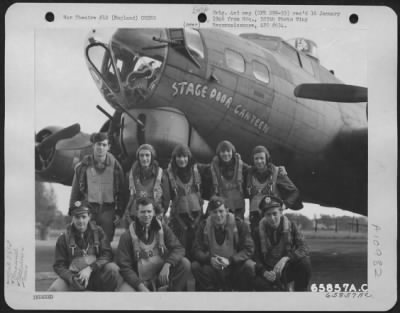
[{"left": 35, "top": 231, "right": 367, "bottom": 291}]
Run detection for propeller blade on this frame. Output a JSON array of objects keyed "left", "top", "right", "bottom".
[
  {"left": 37, "top": 123, "right": 81, "bottom": 151},
  {"left": 56, "top": 133, "right": 92, "bottom": 150},
  {"left": 294, "top": 84, "right": 367, "bottom": 103}
]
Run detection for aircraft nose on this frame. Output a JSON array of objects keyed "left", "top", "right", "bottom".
[{"left": 85, "top": 28, "right": 168, "bottom": 111}]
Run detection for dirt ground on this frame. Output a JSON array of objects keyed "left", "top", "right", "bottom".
[{"left": 35, "top": 232, "right": 367, "bottom": 292}]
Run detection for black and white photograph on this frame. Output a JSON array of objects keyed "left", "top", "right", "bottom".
[{"left": 4, "top": 3, "right": 397, "bottom": 311}]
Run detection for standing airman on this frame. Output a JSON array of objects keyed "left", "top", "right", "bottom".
[{"left": 70, "top": 132, "right": 125, "bottom": 242}]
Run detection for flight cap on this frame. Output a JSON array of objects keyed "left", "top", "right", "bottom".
[
  {"left": 259, "top": 195, "right": 283, "bottom": 213},
  {"left": 208, "top": 196, "right": 226, "bottom": 211},
  {"left": 69, "top": 201, "right": 91, "bottom": 216}
]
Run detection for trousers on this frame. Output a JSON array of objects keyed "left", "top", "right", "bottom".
[
  {"left": 90, "top": 203, "right": 115, "bottom": 242},
  {"left": 253, "top": 256, "right": 312, "bottom": 291},
  {"left": 48, "top": 262, "right": 122, "bottom": 291},
  {"left": 192, "top": 259, "right": 254, "bottom": 291},
  {"left": 169, "top": 213, "right": 200, "bottom": 261},
  {"left": 120, "top": 257, "right": 191, "bottom": 292}
]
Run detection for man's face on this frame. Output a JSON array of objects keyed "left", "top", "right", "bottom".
[
  {"left": 138, "top": 149, "right": 152, "bottom": 168},
  {"left": 254, "top": 152, "right": 267, "bottom": 170},
  {"left": 176, "top": 154, "right": 189, "bottom": 168},
  {"left": 264, "top": 207, "right": 283, "bottom": 229},
  {"left": 219, "top": 149, "right": 233, "bottom": 163},
  {"left": 211, "top": 205, "right": 228, "bottom": 226},
  {"left": 93, "top": 139, "right": 110, "bottom": 160},
  {"left": 72, "top": 213, "right": 90, "bottom": 233},
  {"left": 137, "top": 203, "right": 155, "bottom": 227}
]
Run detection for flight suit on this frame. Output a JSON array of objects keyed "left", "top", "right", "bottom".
[
  {"left": 126, "top": 161, "right": 170, "bottom": 220},
  {"left": 48, "top": 222, "right": 121, "bottom": 291},
  {"left": 117, "top": 217, "right": 190, "bottom": 291},
  {"left": 253, "top": 216, "right": 311, "bottom": 291},
  {"left": 246, "top": 164, "right": 300, "bottom": 239},
  {"left": 191, "top": 213, "right": 255, "bottom": 291},
  {"left": 70, "top": 153, "right": 125, "bottom": 242},
  {"left": 210, "top": 154, "right": 248, "bottom": 219},
  {"left": 167, "top": 164, "right": 203, "bottom": 260}
]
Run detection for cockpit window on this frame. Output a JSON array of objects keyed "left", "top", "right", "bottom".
[
  {"left": 87, "top": 43, "right": 120, "bottom": 93},
  {"left": 252, "top": 61, "right": 270, "bottom": 84},
  {"left": 184, "top": 28, "right": 204, "bottom": 59},
  {"left": 110, "top": 30, "right": 167, "bottom": 103},
  {"left": 225, "top": 49, "right": 245, "bottom": 73}
]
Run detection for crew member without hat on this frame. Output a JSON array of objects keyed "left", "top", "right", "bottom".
[{"left": 69, "top": 132, "right": 125, "bottom": 242}]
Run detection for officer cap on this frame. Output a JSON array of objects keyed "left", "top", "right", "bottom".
[
  {"left": 90, "top": 132, "right": 109, "bottom": 144},
  {"left": 208, "top": 196, "right": 226, "bottom": 211},
  {"left": 259, "top": 195, "right": 283, "bottom": 213},
  {"left": 68, "top": 201, "right": 91, "bottom": 216}
]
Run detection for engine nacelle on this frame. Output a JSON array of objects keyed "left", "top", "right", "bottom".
[
  {"left": 36, "top": 127, "right": 92, "bottom": 185},
  {"left": 121, "top": 108, "right": 213, "bottom": 166}
]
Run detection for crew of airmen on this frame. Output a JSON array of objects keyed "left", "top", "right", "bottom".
[{"left": 50, "top": 132, "right": 311, "bottom": 292}]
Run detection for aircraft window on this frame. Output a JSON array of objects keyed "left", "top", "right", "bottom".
[
  {"left": 252, "top": 61, "right": 270, "bottom": 84},
  {"left": 123, "top": 55, "right": 163, "bottom": 99},
  {"left": 225, "top": 49, "right": 245, "bottom": 73},
  {"left": 280, "top": 43, "right": 301, "bottom": 67},
  {"left": 299, "top": 54, "right": 314, "bottom": 75},
  {"left": 184, "top": 28, "right": 204, "bottom": 59},
  {"left": 87, "top": 43, "right": 120, "bottom": 92}
]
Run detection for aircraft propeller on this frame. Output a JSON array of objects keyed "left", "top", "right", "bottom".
[
  {"left": 36, "top": 123, "right": 81, "bottom": 153},
  {"left": 294, "top": 83, "right": 367, "bottom": 103}
]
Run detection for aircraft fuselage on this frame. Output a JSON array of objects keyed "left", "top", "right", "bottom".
[{"left": 84, "top": 28, "right": 367, "bottom": 214}]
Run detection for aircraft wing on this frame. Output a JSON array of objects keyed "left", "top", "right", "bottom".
[{"left": 294, "top": 83, "right": 367, "bottom": 103}]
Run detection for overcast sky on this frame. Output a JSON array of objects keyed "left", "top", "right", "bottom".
[{"left": 35, "top": 26, "right": 366, "bottom": 218}]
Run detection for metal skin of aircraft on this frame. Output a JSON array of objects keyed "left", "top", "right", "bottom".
[{"left": 35, "top": 28, "right": 367, "bottom": 216}]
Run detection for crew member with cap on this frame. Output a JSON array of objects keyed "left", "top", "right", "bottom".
[
  {"left": 191, "top": 196, "right": 255, "bottom": 291},
  {"left": 246, "top": 145, "right": 301, "bottom": 237},
  {"left": 125, "top": 144, "right": 170, "bottom": 223},
  {"left": 70, "top": 132, "right": 125, "bottom": 242},
  {"left": 252, "top": 195, "right": 311, "bottom": 291},
  {"left": 210, "top": 140, "right": 249, "bottom": 220},
  {"left": 166, "top": 144, "right": 207, "bottom": 260},
  {"left": 117, "top": 197, "right": 191, "bottom": 291},
  {"left": 48, "top": 201, "right": 122, "bottom": 291}
]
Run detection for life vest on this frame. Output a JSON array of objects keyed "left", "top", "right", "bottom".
[
  {"left": 210, "top": 154, "right": 244, "bottom": 210},
  {"left": 128, "top": 162, "right": 163, "bottom": 216},
  {"left": 258, "top": 215, "right": 292, "bottom": 267},
  {"left": 129, "top": 220, "right": 166, "bottom": 285},
  {"left": 167, "top": 164, "right": 203, "bottom": 216},
  {"left": 247, "top": 165, "right": 286, "bottom": 214},
  {"left": 203, "top": 213, "right": 239, "bottom": 259},
  {"left": 64, "top": 222, "right": 100, "bottom": 273},
  {"left": 81, "top": 154, "right": 116, "bottom": 204}
]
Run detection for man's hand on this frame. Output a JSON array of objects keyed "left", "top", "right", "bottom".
[
  {"left": 113, "top": 214, "right": 121, "bottom": 226},
  {"left": 273, "top": 256, "right": 290, "bottom": 276},
  {"left": 216, "top": 256, "right": 230, "bottom": 268},
  {"left": 210, "top": 256, "right": 224, "bottom": 270},
  {"left": 158, "top": 263, "right": 171, "bottom": 286},
  {"left": 78, "top": 266, "right": 93, "bottom": 288},
  {"left": 70, "top": 275, "right": 86, "bottom": 291},
  {"left": 137, "top": 283, "right": 150, "bottom": 292},
  {"left": 263, "top": 270, "right": 276, "bottom": 282}
]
